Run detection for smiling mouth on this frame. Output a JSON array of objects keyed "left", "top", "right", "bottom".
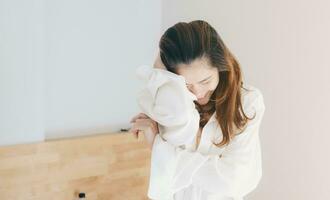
[
  {"left": 197, "top": 96, "right": 209, "bottom": 103},
  {"left": 198, "top": 97, "right": 206, "bottom": 101},
  {"left": 198, "top": 92, "right": 210, "bottom": 101}
]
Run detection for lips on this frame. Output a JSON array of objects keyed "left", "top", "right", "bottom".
[
  {"left": 198, "top": 97, "right": 205, "bottom": 101},
  {"left": 198, "top": 95, "right": 208, "bottom": 103},
  {"left": 198, "top": 91, "right": 210, "bottom": 101},
  {"left": 198, "top": 96, "right": 205, "bottom": 100}
]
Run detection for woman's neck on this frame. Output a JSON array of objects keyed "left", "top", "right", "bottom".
[{"left": 194, "top": 100, "right": 215, "bottom": 128}]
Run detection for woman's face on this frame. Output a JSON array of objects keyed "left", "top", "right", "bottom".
[{"left": 176, "top": 57, "right": 219, "bottom": 105}]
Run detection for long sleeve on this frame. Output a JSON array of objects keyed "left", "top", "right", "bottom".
[
  {"left": 149, "top": 88, "right": 266, "bottom": 199},
  {"left": 135, "top": 65, "right": 200, "bottom": 147}
]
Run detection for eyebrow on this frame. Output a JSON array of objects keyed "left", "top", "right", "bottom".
[{"left": 186, "top": 75, "right": 212, "bottom": 85}]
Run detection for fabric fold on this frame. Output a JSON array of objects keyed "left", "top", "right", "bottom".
[
  {"left": 135, "top": 64, "right": 266, "bottom": 199},
  {"left": 173, "top": 89, "right": 265, "bottom": 198},
  {"left": 147, "top": 87, "right": 265, "bottom": 199},
  {"left": 136, "top": 65, "right": 200, "bottom": 146}
]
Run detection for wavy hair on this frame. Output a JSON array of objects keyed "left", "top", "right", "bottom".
[{"left": 159, "top": 20, "right": 256, "bottom": 147}]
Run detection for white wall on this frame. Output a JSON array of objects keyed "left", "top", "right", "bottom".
[
  {"left": 43, "top": 0, "right": 161, "bottom": 139},
  {"left": 0, "top": 0, "right": 45, "bottom": 146},
  {"left": 161, "top": 0, "right": 330, "bottom": 199},
  {"left": 0, "top": 0, "right": 161, "bottom": 145}
]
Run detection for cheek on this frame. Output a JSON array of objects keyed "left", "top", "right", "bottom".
[
  {"left": 211, "top": 73, "right": 220, "bottom": 89},
  {"left": 201, "top": 86, "right": 213, "bottom": 97},
  {"left": 205, "top": 81, "right": 218, "bottom": 96},
  {"left": 206, "top": 81, "right": 218, "bottom": 91}
]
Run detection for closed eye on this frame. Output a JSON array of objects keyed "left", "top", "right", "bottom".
[
  {"left": 186, "top": 76, "right": 212, "bottom": 87},
  {"left": 201, "top": 80, "right": 210, "bottom": 85}
]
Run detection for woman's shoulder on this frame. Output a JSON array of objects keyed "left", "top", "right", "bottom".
[{"left": 241, "top": 83, "right": 265, "bottom": 112}]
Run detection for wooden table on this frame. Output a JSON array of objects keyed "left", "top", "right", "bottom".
[{"left": 0, "top": 131, "right": 151, "bottom": 200}]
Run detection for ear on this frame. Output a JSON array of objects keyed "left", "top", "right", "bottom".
[{"left": 153, "top": 51, "right": 166, "bottom": 69}]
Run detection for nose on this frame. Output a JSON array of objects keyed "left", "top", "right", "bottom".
[
  {"left": 189, "top": 85, "right": 205, "bottom": 99},
  {"left": 195, "top": 92, "right": 205, "bottom": 99}
]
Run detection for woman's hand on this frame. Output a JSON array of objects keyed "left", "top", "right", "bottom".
[
  {"left": 153, "top": 51, "right": 166, "bottom": 70},
  {"left": 129, "top": 113, "right": 159, "bottom": 150}
]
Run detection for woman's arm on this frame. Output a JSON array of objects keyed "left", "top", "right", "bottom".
[
  {"left": 149, "top": 90, "right": 266, "bottom": 198},
  {"left": 135, "top": 64, "right": 200, "bottom": 147}
]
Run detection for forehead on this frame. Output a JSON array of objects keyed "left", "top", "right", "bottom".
[{"left": 176, "top": 57, "right": 216, "bottom": 84}]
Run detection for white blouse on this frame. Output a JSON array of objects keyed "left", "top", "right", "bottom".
[{"left": 135, "top": 65, "right": 266, "bottom": 200}]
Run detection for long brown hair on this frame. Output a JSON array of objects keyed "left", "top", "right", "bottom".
[{"left": 159, "top": 20, "right": 256, "bottom": 148}]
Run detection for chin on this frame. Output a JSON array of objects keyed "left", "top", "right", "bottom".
[{"left": 197, "top": 99, "right": 209, "bottom": 106}]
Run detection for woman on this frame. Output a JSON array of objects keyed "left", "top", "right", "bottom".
[{"left": 130, "top": 20, "right": 266, "bottom": 200}]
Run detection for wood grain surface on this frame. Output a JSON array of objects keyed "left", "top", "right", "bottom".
[{"left": 0, "top": 131, "right": 151, "bottom": 200}]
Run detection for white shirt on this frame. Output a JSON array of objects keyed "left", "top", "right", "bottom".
[{"left": 135, "top": 65, "right": 266, "bottom": 200}]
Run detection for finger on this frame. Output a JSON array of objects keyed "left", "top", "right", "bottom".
[
  {"left": 135, "top": 118, "right": 152, "bottom": 127},
  {"left": 130, "top": 127, "right": 139, "bottom": 139},
  {"left": 129, "top": 124, "right": 139, "bottom": 136},
  {"left": 130, "top": 113, "right": 149, "bottom": 123},
  {"left": 139, "top": 113, "right": 149, "bottom": 118},
  {"left": 132, "top": 119, "right": 157, "bottom": 138},
  {"left": 150, "top": 120, "right": 159, "bottom": 134},
  {"left": 130, "top": 114, "right": 143, "bottom": 123},
  {"left": 134, "top": 130, "right": 138, "bottom": 139},
  {"left": 140, "top": 118, "right": 158, "bottom": 134},
  {"left": 133, "top": 120, "right": 148, "bottom": 133},
  {"left": 135, "top": 119, "right": 157, "bottom": 134}
]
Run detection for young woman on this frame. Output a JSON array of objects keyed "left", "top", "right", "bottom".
[{"left": 130, "top": 20, "right": 266, "bottom": 200}]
